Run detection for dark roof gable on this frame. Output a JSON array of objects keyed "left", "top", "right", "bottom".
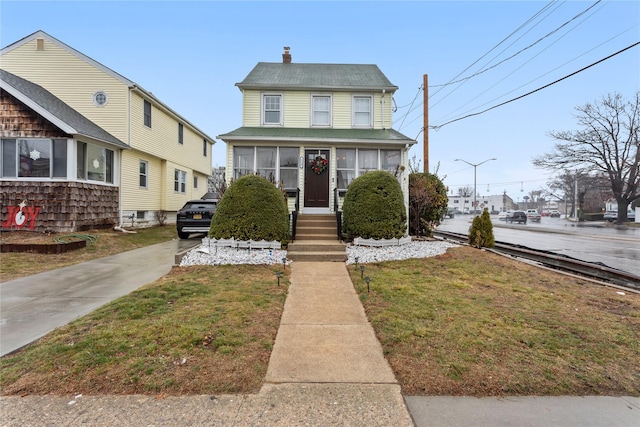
[{"left": 237, "top": 63, "right": 398, "bottom": 92}]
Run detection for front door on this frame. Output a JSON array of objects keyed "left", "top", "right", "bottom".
[{"left": 304, "top": 149, "right": 330, "bottom": 208}]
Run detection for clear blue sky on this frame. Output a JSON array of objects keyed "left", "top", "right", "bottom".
[{"left": 2, "top": 1, "right": 638, "bottom": 201}]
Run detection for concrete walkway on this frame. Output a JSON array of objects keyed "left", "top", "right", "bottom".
[{"left": 1, "top": 246, "right": 639, "bottom": 426}]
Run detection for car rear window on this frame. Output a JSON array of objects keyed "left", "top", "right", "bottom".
[{"left": 183, "top": 202, "right": 216, "bottom": 209}]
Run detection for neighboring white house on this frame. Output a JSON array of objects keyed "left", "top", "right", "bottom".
[
  {"left": 217, "top": 47, "right": 416, "bottom": 221},
  {"left": 1, "top": 30, "right": 215, "bottom": 231}
]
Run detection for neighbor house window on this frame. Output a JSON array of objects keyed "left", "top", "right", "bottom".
[
  {"left": 174, "top": 169, "right": 186, "bottom": 193},
  {"left": 144, "top": 99, "right": 152, "bottom": 127},
  {"left": 233, "top": 147, "right": 254, "bottom": 179},
  {"left": 178, "top": 123, "right": 183, "bottom": 144},
  {"left": 312, "top": 95, "right": 331, "bottom": 126},
  {"left": 279, "top": 147, "right": 299, "bottom": 189},
  {"left": 336, "top": 148, "right": 356, "bottom": 189},
  {"left": 256, "top": 147, "right": 276, "bottom": 181},
  {"left": 262, "top": 94, "right": 282, "bottom": 125},
  {"left": 139, "top": 160, "right": 148, "bottom": 188},
  {"left": 77, "top": 141, "right": 114, "bottom": 183},
  {"left": 1, "top": 138, "right": 67, "bottom": 178},
  {"left": 193, "top": 175, "right": 198, "bottom": 189},
  {"left": 203, "top": 139, "right": 207, "bottom": 157},
  {"left": 353, "top": 95, "right": 372, "bottom": 127}
]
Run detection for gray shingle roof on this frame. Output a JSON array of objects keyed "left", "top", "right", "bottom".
[
  {"left": 217, "top": 127, "right": 416, "bottom": 145},
  {"left": 0, "top": 69, "right": 128, "bottom": 149},
  {"left": 237, "top": 63, "right": 398, "bottom": 91}
]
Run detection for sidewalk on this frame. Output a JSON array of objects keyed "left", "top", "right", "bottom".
[{"left": 1, "top": 248, "right": 639, "bottom": 426}]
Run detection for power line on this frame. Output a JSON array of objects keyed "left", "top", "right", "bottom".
[
  {"left": 430, "top": 41, "right": 640, "bottom": 130},
  {"left": 429, "top": 0, "right": 602, "bottom": 89}
]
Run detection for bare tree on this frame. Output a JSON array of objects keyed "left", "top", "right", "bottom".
[
  {"left": 533, "top": 92, "right": 640, "bottom": 224},
  {"left": 457, "top": 186, "right": 474, "bottom": 197}
]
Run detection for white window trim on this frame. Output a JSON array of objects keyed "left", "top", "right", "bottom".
[
  {"left": 261, "top": 93, "right": 283, "bottom": 126},
  {"left": 352, "top": 94, "right": 373, "bottom": 128},
  {"left": 311, "top": 94, "right": 332, "bottom": 127}
]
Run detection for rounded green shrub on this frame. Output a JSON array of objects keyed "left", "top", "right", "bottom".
[
  {"left": 209, "top": 174, "right": 289, "bottom": 242},
  {"left": 468, "top": 208, "right": 495, "bottom": 248},
  {"left": 342, "top": 170, "right": 406, "bottom": 239}
]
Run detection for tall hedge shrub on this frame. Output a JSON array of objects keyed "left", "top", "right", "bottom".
[
  {"left": 209, "top": 174, "right": 289, "bottom": 242},
  {"left": 342, "top": 171, "right": 406, "bottom": 239}
]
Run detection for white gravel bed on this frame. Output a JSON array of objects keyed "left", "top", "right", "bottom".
[
  {"left": 346, "top": 240, "right": 458, "bottom": 265},
  {"left": 179, "top": 237, "right": 458, "bottom": 266},
  {"left": 179, "top": 244, "right": 288, "bottom": 266}
]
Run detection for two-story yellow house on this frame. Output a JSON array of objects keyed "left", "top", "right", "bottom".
[
  {"left": 0, "top": 30, "right": 215, "bottom": 232},
  {"left": 217, "top": 48, "right": 416, "bottom": 222}
]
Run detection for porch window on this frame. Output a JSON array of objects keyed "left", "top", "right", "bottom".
[
  {"left": 279, "top": 147, "right": 299, "bottom": 189},
  {"left": 233, "top": 146, "right": 254, "bottom": 179},
  {"left": 312, "top": 95, "right": 331, "bottom": 126},
  {"left": 77, "top": 142, "right": 114, "bottom": 183},
  {"left": 353, "top": 95, "right": 372, "bottom": 127},
  {"left": 358, "top": 149, "right": 378, "bottom": 173},
  {"left": 256, "top": 147, "right": 276, "bottom": 181},
  {"left": 336, "top": 148, "right": 356, "bottom": 189},
  {"left": 381, "top": 150, "right": 401, "bottom": 174},
  {"left": 263, "top": 94, "right": 282, "bottom": 125},
  {"left": 1, "top": 138, "right": 67, "bottom": 178}
]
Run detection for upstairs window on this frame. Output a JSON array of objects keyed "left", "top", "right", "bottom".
[
  {"left": 203, "top": 139, "right": 207, "bottom": 157},
  {"left": 178, "top": 123, "right": 184, "bottom": 144},
  {"left": 312, "top": 95, "right": 331, "bottom": 126},
  {"left": 144, "top": 99, "right": 152, "bottom": 127},
  {"left": 353, "top": 95, "right": 372, "bottom": 127},
  {"left": 262, "top": 94, "right": 282, "bottom": 125}
]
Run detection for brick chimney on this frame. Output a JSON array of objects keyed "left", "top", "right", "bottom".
[{"left": 282, "top": 46, "right": 291, "bottom": 64}]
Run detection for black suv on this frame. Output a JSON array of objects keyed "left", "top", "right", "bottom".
[
  {"left": 505, "top": 210, "right": 527, "bottom": 224},
  {"left": 176, "top": 199, "right": 218, "bottom": 239}
]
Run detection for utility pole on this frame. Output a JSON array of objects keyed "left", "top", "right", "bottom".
[{"left": 423, "top": 74, "right": 429, "bottom": 173}]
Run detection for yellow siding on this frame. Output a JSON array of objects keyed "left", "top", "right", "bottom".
[
  {"left": 241, "top": 89, "right": 395, "bottom": 130},
  {"left": 121, "top": 151, "right": 163, "bottom": 211},
  {"left": 242, "top": 91, "right": 261, "bottom": 126},
  {"left": 1, "top": 38, "right": 130, "bottom": 143},
  {"left": 283, "top": 91, "right": 309, "bottom": 127}
]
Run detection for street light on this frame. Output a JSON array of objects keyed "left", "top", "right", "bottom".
[{"left": 455, "top": 158, "right": 497, "bottom": 216}]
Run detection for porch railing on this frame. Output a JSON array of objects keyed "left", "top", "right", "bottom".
[{"left": 286, "top": 188, "right": 300, "bottom": 241}]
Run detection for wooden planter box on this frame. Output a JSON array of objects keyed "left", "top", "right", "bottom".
[{"left": 0, "top": 240, "right": 87, "bottom": 254}]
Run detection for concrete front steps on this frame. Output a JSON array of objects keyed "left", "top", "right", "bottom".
[{"left": 288, "top": 214, "right": 346, "bottom": 262}]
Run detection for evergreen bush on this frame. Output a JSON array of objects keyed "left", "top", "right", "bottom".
[
  {"left": 468, "top": 208, "right": 495, "bottom": 248},
  {"left": 209, "top": 174, "right": 289, "bottom": 242},
  {"left": 342, "top": 171, "right": 406, "bottom": 239}
]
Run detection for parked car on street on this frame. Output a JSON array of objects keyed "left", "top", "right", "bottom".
[
  {"left": 549, "top": 210, "right": 561, "bottom": 218},
  {"left": 176, "top": 199, "right": 218, "bottom": 239},
  {"left": 604, "top": 210, "right": 637, "bottom": 222},
  {"left": 525, "top": 209, "right": 542, "bottom": 222},
  {"left": 498, "top": 211, "right": 508, "bottom": 221},
  {"left": 506, "top": 210, "right": 527, "bottom": 224}
]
